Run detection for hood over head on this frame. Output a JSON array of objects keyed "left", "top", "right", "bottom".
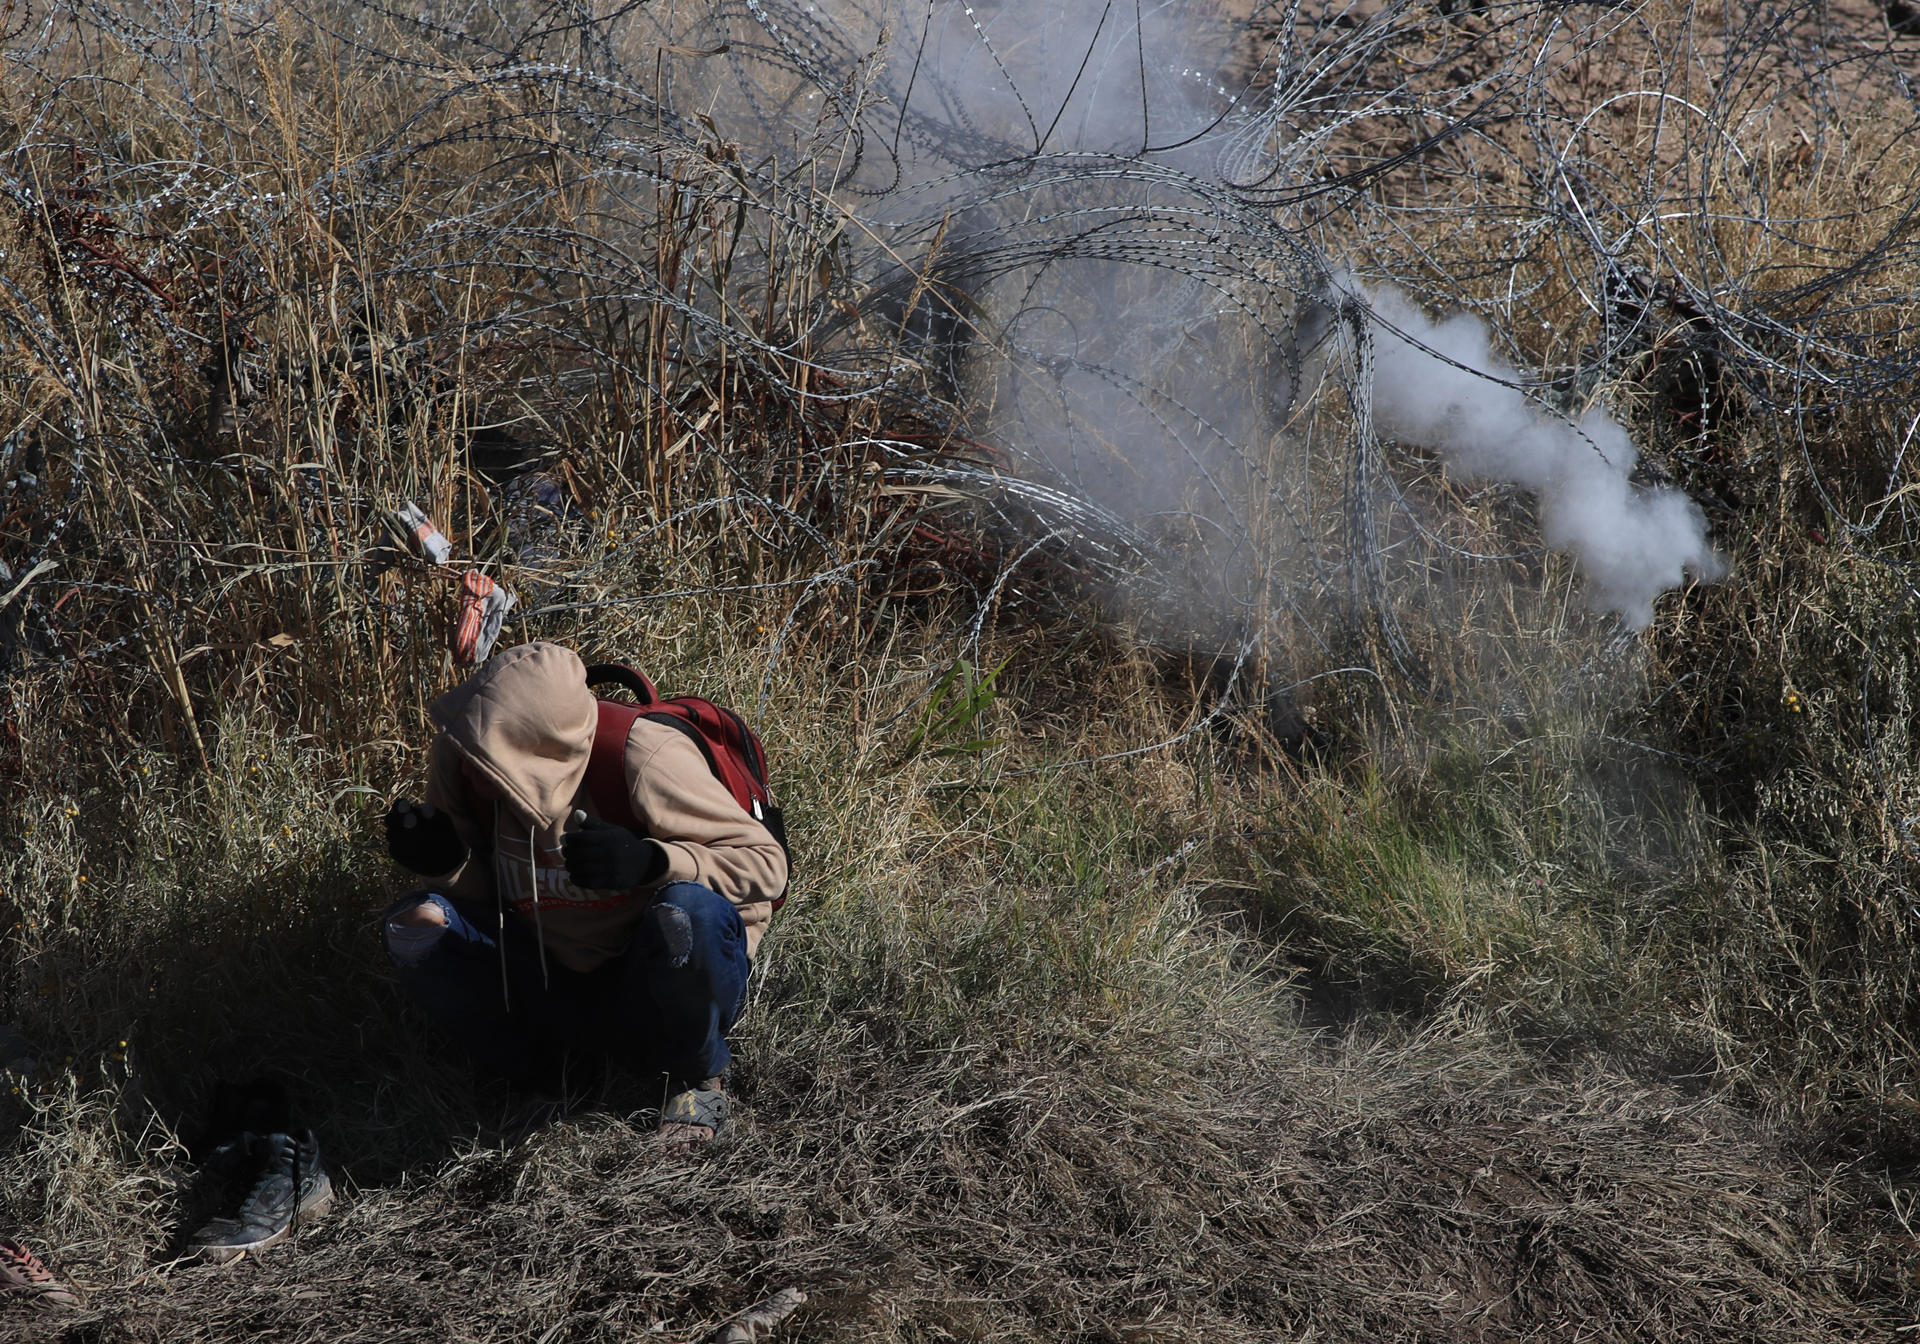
[{"left": 429, "top": 641, "right": 596, "bottom": 828}]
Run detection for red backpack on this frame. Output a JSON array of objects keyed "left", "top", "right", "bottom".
[{"left": 580, "top": 663, "right": 790, "bottom": 908}]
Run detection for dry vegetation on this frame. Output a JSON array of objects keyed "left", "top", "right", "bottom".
[{"left": 3, "top": 0, "right": 1920, "bottom": 1339}]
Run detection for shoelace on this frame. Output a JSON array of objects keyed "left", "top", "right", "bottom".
[
  {"left": 237, "top": 1135, "right": 306, "bottom": 1220},
  {"left": 281, "top": 1136, "right": 303, "bottom": 1236},
  {"left": 0, "top": 1237, "right": 60, "bottom": 1291}
]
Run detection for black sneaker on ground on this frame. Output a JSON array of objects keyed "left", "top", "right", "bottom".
[{"left": 187, "top": 1130, "right": 334, "bottom": 1264}]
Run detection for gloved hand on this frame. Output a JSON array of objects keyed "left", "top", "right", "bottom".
[
  {"left": 562, "top": 813, "right": 668, "bottom": 891},
  {"left": 384, "top": 799, "right": 467, "bottom": 876}
]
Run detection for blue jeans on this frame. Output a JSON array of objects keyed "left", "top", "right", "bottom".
[{"left": 383, "top": 882, "right": 749, "bottom": 1091}]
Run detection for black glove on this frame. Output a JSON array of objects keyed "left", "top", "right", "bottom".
[
  {"left": 562, "top": 814, "right": 667, "bottom": 891},
  {"left": 384, "top": 799, "right": 467, "bottom": 875}
]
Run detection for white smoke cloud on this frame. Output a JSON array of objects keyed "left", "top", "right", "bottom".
[
  {"left": 654, "top": 0, "right": 1730, "bottom": 637},
  {"left": 1360, "top": 283, "right": 1727, "bottom": 630}
]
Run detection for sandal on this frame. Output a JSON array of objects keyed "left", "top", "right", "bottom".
[{"left": 659, "top": 1081, "right": 729, "bottom": 1144}]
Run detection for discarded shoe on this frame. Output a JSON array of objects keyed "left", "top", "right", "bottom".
[
  {"left": 187, "top": 1130, "right": 334, "bottom": 1264},
  {"left": 0, "top": 1236, "right": 79, "bottom": 1309}
]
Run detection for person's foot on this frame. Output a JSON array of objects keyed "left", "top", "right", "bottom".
[
  {"left": 0, "top": 1236, "right": 79, "bottom": 1309},
  {"left": 658, "top": 1077, "right": 728, "bottom": 1148},
  {"left": 187, "top": 1130, "right": 334, "bottom": 1264}
]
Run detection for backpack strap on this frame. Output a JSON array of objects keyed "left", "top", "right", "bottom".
[
  {"left": 647, "top": 700, "right": 768, "bottom": 798},
  {"left": 585, "top": 699, "right": 644, "bottom": 832},
  {"left": 641, "top": 708, "right": 722, "bottom": 786}
]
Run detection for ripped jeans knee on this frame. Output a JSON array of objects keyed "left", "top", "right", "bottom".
[{"left": 383, "top": 891, "right": 456, "bottom": 967}]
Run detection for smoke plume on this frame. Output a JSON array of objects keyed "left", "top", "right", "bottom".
[
  {"left": 1360, "top": 284, "right": 1727, "bottom": 630},
  {"left": 649, "top": 0, "right": 1730, "bottom": 639}
]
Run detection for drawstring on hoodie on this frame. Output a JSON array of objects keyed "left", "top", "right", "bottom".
[
  {"left": 529, "top": 822, "right": 551, "bottom": 990},
  {"left": 494, "top": 821, "right": 554, "bottom": 1011},
  {"left": 495, "top": 887, "right": 512, "bottom": 1014}
]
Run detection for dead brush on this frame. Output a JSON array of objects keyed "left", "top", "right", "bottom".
[
  {"left": 0, "top": 0, "right": 1069, "bottom": 800},
  {"left": 1199, "top": 0, "right": 1920, "bottom": 1135}
]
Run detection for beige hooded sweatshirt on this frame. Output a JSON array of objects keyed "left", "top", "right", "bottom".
[{"left": 419, "top": 642, "right": 784, "bottom": 971}]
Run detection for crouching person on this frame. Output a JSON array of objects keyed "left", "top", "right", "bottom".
[{"left": 380, "top": 641, "right": 786, "bottom": 1145}]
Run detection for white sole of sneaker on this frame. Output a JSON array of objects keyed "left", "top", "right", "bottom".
[
  {"left": 2, "top": 1285, "right": 81, "bottom": 1310},
  {"left": 197, "top": 1174, "right": 337, "bottom": 1265}
]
